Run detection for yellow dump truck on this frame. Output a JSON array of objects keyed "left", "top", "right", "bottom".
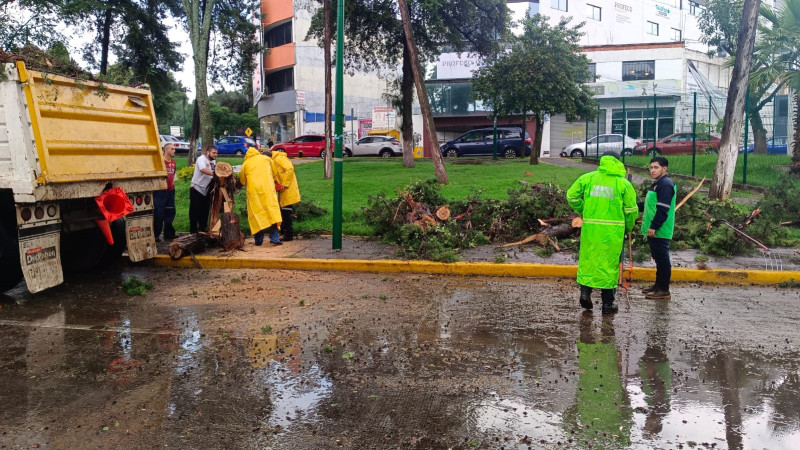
[{"left": 0, "top": 62, "right": 166, "bottom": 293}]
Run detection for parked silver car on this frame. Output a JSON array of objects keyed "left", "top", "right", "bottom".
[
  {"left": 352, "top": 136, "right": 403, "bottom": 157},
  {"left": 160, "top": 134, "right": 191, "bottom": 154},
  {"left": 560, "top": 134, "right": 641, "bottom": 158}
]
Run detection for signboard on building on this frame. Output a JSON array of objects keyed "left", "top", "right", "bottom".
[
  {"left": 252, "top": 13, "right": 264, "bottom": 107},
  {"left": 614, "top": 1, "right": 633, "bottom": 24},
  {"left": 358, "top": 119, "right": 372, "bottom": 138},
  {"left": 372, "top": 106, "right": 395, "bottom": 130},
  {"left": 655, "top": 4, "right": 670, "bottom": 17},
  {"left": 436, "top": 52, "right": 483, "bottom": 79},
  {"left": 296, "top": 90, "right": 306, "bottom": 107},
  {"left": 170, "top": 126, "right": 182, "bottom": 137}
]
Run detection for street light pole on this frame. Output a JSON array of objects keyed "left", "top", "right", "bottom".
[{"left": 332, "top": 0, "right": 344, "bottom": 250}]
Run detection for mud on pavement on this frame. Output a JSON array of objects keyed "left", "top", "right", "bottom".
[{"left": 1, "top": 266, "right": 798, "bottom": 449}]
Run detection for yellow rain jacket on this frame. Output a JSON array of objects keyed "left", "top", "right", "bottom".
[
  {"left": 271, "top": 151, "right": 301, "bottom": 207},
  {"left": 240, "top": 147, "right": 281, "bottom": 234}
]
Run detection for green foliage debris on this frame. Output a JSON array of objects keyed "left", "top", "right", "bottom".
[{"left": 121, "top": 275, "right": 153, "bottom": 296}]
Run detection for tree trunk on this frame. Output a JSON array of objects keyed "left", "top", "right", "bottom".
[
  {"left": 530, "top": 114, "right": 543, "bottom": 165},
  {"left": 520, "top": 112, "right": 527, "bottom": 159},
  {"left": 401, "top": 40, "right": 415, "bottom": 168},
  {"left": 182, "top": 0, "right": 216, "bottom": 166},
  {"left": 323, "top": 0, "right": 332, "bottom": 179},
  {"left": 99, "top": 5, "right": 114, "bottom": 75},
  {"left": 709, "top": 0, "right": 761, "bottom": 200},
  {"left": 750, "top": 108, "right": 768, "bottom": 154},
  {"left": 396, "top": 0, "right": 448, "bottom": 184},
  {"left": 187, "top": 102, "right": 200, "bottom": 164}
]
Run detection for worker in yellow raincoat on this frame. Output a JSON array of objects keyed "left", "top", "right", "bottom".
[
  {"left": 269, "top": 150, "right": 301, "bottom": 241},
  {"left": 240, "top": 147, "right": 282, "bottom": 246}
]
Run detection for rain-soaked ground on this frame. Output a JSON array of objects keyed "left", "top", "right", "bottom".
[{"left": 0, "top": 266, "right": 798, "bottom": 449}]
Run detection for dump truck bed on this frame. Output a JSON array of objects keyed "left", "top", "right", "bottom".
[{"left": 0, "top": 62, "right": 165, "bottom": 202}]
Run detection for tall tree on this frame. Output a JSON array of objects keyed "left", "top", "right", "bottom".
[
  {"left": 471, "top": 15, "right": 597, "bottom": 165},
  {"left": 179, "top": 0, "right": 259, "bottom": 164},
  {"left": 709, "top": 0, "right": 762, "bottom": 200},
  {"left": 752, "top": 0, "right": 800, "bottom": 174},
  {"left": 0, "top": 0, "right": 64, "bottom": 52},
  {"left": 699, "top": 0, "right": 784, "bottom": 154},
  {"left": 307, "top": 0, "right": 509, "bottom": 174}
]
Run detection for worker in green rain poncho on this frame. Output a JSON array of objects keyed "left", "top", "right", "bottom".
[
  {"left": 567, "top": 155, "right": 638, "bottom": 314},
  {"left": 563, "top": 311, "right": 632, "bottom": 448}
]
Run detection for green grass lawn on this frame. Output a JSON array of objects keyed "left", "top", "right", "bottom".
[
  {"left": 622, "top": 154, "right": 792, "bottom": 188},
  {"left": 170, "top": 157, "right": 588, "bottom": 236}
]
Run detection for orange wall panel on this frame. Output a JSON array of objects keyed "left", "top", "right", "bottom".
[
  {"left": 264, "top": 43, "right": 295, "bottom": 71},
  {"left": 262, "top": 0, "right": 293, "bottom": 26}
]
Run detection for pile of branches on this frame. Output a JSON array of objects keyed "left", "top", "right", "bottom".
[
  {"left": 363, "top": 179, "right": 580, "bottom": 261},
  {"left": 0, "top": 45, "right": 94, "bottom": 80}
]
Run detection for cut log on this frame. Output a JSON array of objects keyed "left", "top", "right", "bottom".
[
  {"left": 169, "top": 232, "right": 221, "bottom": 259},
  {"left": 571, "top": 217, "right": 583, "bottom": 228},
  {"left": 220, "top": 212, "right": 244, "bottom": 251},
  {"left": 435, "top": 205, "right": 451, "bottom": 221},
  {"left": 502, "top": 222, "right": 576, "bottom": 248}
]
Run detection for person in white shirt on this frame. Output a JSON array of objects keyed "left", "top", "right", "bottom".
[{"left": 189, "top": 146, "right": 218, "bottom": 233}]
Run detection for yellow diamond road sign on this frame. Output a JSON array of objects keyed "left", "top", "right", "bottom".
[{"left": 244, "top": 127, "right": 253, "bottom": 137}]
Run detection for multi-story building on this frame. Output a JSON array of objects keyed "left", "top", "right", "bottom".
[
  {"left": 424, "top": 1, "right": 790, "bottom": 157},
  {"left": 255, "top": 0, "right": 397, "bottom": 144}
]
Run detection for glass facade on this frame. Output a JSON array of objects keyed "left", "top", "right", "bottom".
[
  {"left": 426, "top": 81, "right": 489, "bottom": 116},
  {"left": 612, "top": 107, "right": 674, "bottom": 140},
  {"left": 261, "top": 113, "right": 296, "bottom": 145}
]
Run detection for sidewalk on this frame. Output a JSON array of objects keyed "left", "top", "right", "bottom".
[{"left": 154, "top": 234, "right": 800, "bottom": 283}]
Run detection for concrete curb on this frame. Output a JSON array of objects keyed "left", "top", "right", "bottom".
[{"left": 151, "top": 255, "right": 800, "bottom": 285}]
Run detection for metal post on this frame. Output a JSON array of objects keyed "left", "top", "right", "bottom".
[
  {"left": 351, "top": 107, "right": 354, "bottom": 146},
  {"left": 743, "top": 87, "right": 749, "bottom": 185},
  {"left": 493, "top": 114, "right": 498, "bottom": 160},
  {"left": 708, "top": 94, "right": 712, "bottom": 132},
  {"left": 585, "top": 117, "right": 589, "bottom": 157},
  {"left": 622, "top": 98, "right": 627, "bottom": 163},
  {"left": 772, "top": 94, "right": 776, "bottom": 148},
  {"left": 595, "top": 106, "right": 600, "bottom": 158},
  {"left": 332, "top": 0, "right": 344, "bottom": 250},
  {"left": 653, "top": 94, "right": 657, "bottom": 145},
  {"left": 645, "top": 98, "right": 650, "bottom": 150},
  {"left": 692, "top": 92, "right": 697, "bottom": 176}
]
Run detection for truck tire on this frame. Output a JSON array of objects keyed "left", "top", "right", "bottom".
[
  {"left": 98, "top": 219, "right": 127, "bottom": 266},
  {"left": 0, "top": 221, "right": 23, "bottom": 292},
  {"left": 60, "top": 225, "right": 108, "bottom": 273}
]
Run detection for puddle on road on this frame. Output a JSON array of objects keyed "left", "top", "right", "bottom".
[{"left": 1, "top": 274, "right": 798, "bottom": 448}]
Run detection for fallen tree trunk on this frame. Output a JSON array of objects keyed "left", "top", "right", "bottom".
[
  {"left": 220, "top": 212, "right": 244, "bottom": 251},
  {"left": 169, "top": 232, "right": 221, "bottom": 259},
  {"left": 502, "top": 222, "right": 576, "bottom": 249}
]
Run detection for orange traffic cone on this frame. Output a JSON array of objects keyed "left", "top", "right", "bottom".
[{"left": 95, "top": 219, "right": 114, "bottom": 245}]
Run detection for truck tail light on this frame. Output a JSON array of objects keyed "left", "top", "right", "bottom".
[
  {"left": 21, "top": 207, "right": 32, "bottom": 222},
  {"left": 34, "top": 206, "right": 45, "bottom": 219},
  {"left": 144, "top": 194, "right": 151, "bottom": 205},
  {"left": 135, "top": 196, "right": 143, "bottom": 206}
]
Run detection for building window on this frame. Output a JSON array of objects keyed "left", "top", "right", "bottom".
[
  {"left": 586, "top": 4, "right": 601, "bottom": 20},
  {"left": 672, "top": 28, "right": 682, "bottom": 41},
  {"left": 647, "top": 21, "right": 659, "bottom": 36},
  {"left": 265, "top": 22, "right": 292, "bottom": 48},
  {"left": 622, "top": 60, "right": 655, "bottom": 81},
  {"left": 551, "top": 0, "right": 567, "bottom": 12},
  {"left": 689, "top": 1, "right": 699, "bottom": 15},
  {"left": 587, "top": 63, "right": 596, "bottom": 83},
  {"left": 266, "top": 68, "right": 294, "bottom": 94}
]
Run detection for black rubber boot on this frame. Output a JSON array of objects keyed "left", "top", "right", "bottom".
[
  {"left": 579, "top": 285, "right": 593, "bottom": 310},
  {"left": 601, "top": 289, "right": 618, "bottom": 314}
]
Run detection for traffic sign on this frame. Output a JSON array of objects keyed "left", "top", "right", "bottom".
[{"left": 244, "top": 127, "right": 253, "bottom": 137}]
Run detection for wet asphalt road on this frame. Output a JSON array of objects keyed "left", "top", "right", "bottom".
[{"left": 0, "top": 266, "right": 798, "bottom": 449}]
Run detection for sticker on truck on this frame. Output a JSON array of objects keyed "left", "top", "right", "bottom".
[
  {"left": 125, "top": 213, "right": 156, "bottom": 261},
  {"left": 18, "top": 230, "right": 63, "bottom": 293}
]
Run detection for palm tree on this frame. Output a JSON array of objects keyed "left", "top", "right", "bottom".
[{"left": 752, "top": 0, "right": 800, "bottom": 173}]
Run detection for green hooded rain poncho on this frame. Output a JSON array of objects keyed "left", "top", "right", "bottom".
[{"left": 567, "top": 156, "right": 638, "bottom": 289}]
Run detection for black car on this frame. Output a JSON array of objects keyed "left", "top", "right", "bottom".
[{"left": 440, "top": 127, "right": 532, "bottom": 158}]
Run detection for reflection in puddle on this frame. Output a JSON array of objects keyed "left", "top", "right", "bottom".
[
  {"left": 249, "top": 329, "right": 300, "bottom": 369},
  {"left": 476, "top": 391, "right": 563, "bottom": 439},
  {"left": 262, "top": 362, "right": 332, "bottom": 430}
]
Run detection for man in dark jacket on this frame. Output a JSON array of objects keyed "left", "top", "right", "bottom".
[{"left": 639, "top": 157, "right": 676, "bottom": 300}]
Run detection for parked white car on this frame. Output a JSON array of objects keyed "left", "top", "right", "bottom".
[
  {"left": 160, "top": 135, "right": 191, "bottom": 154},
  {"left": 560, "top": 134, "right": 641, "bottom": 158},
  {"left": 352, "top": 136, "right": 403, "bottom": 157}
]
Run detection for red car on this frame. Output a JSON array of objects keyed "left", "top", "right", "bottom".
[
  {"left": 633, "top": 132, "right": 720, "bottom": 156},
  {"left": 271, "top": 134, "right": 352, "bottom": 158}
]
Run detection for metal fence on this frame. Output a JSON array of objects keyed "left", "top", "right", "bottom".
[{"left": 579, "top": 91, "right": 793, "bottom": 189}]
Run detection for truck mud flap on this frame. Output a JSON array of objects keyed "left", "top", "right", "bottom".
[
  {"left": 18, "top": 224, "right": 64, "bottom": 293},
  {"left": 125, "top": 210, "right": 156, "bottom": 262}
]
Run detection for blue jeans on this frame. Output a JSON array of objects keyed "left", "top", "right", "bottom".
[
  {"left": 648, "top": 237, "right": 671, "bottom": 291},
  {"left": 254, "top": 224, "right": 280, "bottom": 245},
  {"left": 153, "top": 189, "right": 176, "bottom": 239}
]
